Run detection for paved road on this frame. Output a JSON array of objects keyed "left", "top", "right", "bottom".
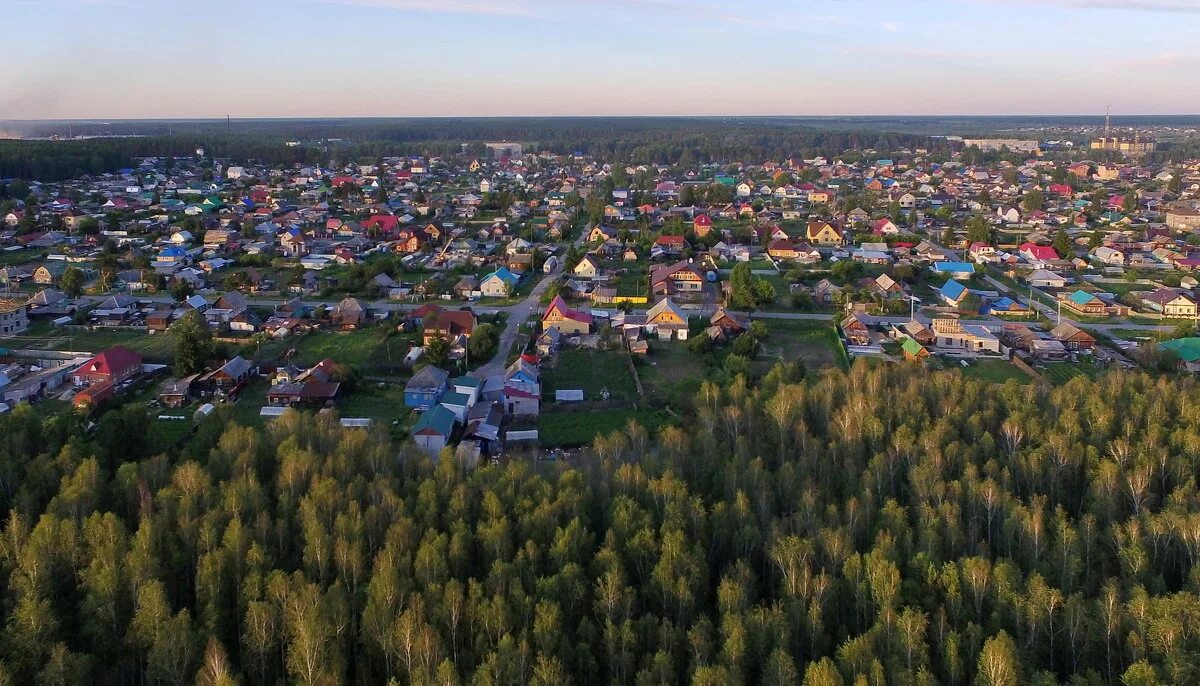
[
  {"left": 980, "top": 273, "right": 1174, "bottom": 335},
  {"left": 475, "top": 226, "right": 588, "bottom": 377}
]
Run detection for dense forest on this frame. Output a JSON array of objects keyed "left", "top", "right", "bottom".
[
  {"left": 0, "top": 119, "right": 946, "bottom": 181},
  {"left": 1, "top": 364, "right": 1199, "bottom": 684}
]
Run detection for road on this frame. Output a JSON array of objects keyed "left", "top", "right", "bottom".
[
  {"left": 475, "top": 225, "right": 589, "bottom": 377},
  {"left": 980, "top": 273, "right": 1174, "bottom": 335}
]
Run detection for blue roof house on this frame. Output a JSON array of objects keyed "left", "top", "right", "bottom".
[
  {"left": 405, "top": 366, "right": 450, "bottom": 409},
  {"left": 931, "top": 262, "right": 976, "bottom": 278}
]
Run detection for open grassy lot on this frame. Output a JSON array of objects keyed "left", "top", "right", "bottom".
[
  {"left": 1041, "top": 360, "right": 1103, "bottom": 385},
  {"left": 638, "top": 342, "right": 703, "bottom": 409},
  {"left": 758, "top": 319, "right": 844, "bottom": 371},
  {"left": 1094, "top": 282, "right": 1154, "bottom": 297},
  {"left": 336, "top": 383, "right": 410, "bottom": 423},
  {"left": 37, "top": 328, "right": 179, "bottom": 361},
  {"left": 539, "top": 407, "right": 671, "bottom": 447},
  {"left": 954, "top": 358, "right": 1031, "bottom": 384},
  {"left": 541, "top": 349, "right": 638, "bottom": 403}
]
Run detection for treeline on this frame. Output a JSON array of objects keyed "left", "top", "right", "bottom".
[
  {"left": 0, "top": 119, "right": 947, "bottom": 182},
  {"left": 0, "top": 365, "right": 1199, "bottom": 684}
]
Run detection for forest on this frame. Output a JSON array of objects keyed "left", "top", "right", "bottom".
[
  {"left": 0, "top": 118, "right": 946, "bottom": 181},
  {"left": 0, "top": 363, "right": 1198, "bottom": 685}
]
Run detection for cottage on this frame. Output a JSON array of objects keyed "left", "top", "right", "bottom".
[
  {"left": 542, "top": 295, "right": 592, "bottom": 335},
  {"left": 405, "top": 366, "right": 450, "bottom": 409},
  {"left": 840, "top": 313, "right": 872, "bottom": 346},
  {"left": 412, "top": 405, "right": 457, "bottom": 456},
  {"left": 1049, "top": 322, "right": 1096, "bottom": 351},
  {"left": 73, "top": 346, "right": 143, "bottom": 386},
  {"left": 1141, "top": 289, "right": 1197, "bottom": 318},
  {"left": 645, "top": 297, "right": 689, "bottom": 340}
]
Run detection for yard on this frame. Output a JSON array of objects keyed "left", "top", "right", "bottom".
[
  {"left": 953, "top": 358, "right": 1031, "bottom": 384},
  {"left": 1041, "top": 360, "right": 1103, "bottom": 385},
  {"left": 538, "top": 407, "right": 670, "bottom": 447},
  {"left": 541, "top": 349, "right": 638, "bottom": 403},
  {"left": 638, "top": 342, "right": 704, "bottom": 409},
  {"left": 18, "top": 327, "right": 181, "bottom": 361},
  {"left": 758, "top": 319, "right": 845, "bottom": 371}
]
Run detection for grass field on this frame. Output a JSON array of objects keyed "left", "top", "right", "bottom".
[
  {"left": 336, "top": 383, "right": 410, "bottom": 423},
  {"left": 538, "top": 407, "right": 670, "bottom": 447},
  {"left": 638, "top": 343, "right": 704, "bottom": 409},
  {"left": 955, "top": 358, "right": 1031, "bottom": 384},
  {"left": 759, "top": 319, "right": 844, "bottom": 371},
  {"left": 541, "top": 349, "right": 638, "bottom": 403},
  {"left": 1041, "top": 361, "right": 1103, "bottom": 385}
]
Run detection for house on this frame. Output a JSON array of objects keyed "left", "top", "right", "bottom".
[
  {"left": 32, "top": 263, "right": 67, "bottom": 285},
  {"left": 412, "top": 405, "right": 457, "bottom": 455},
  {"left": 587, "top": 225, "right": 618, "bottom": 243},
  {"left": 840, "top": 313, "right": 872, "bottom": 346},
  {"left": 536, "top": 326, "right": 562, "bottom": 356},
  {"left": 1027, "top": 269, "right": 1067, "bottom": 289},
  {"left": 1092, "top": 246, "right": 1125, "bottom": 266},
  {"left": 202, "top": 356, "right": 254, "bottom": 394},
  {"left": 806, "top": 221, "right": 844, "bottom": 246},
  {"left": 405, "top": 366, "right": 450, "bottom": 409},
  {"left": 939, "top": 279, "right": 971, "bottom": 307},
  {"left": 1141, "top": 289, "right": 1197, "bottom": 318},
  {"left": 479, "top": 267, "right": 520, "bottom": 297},
  {"left": 645, "top": 297, "right": 689, "bottom": 340},
  {"left": 811, "top": 279, "right": 843, "bottom": 306},
  {"left": 901, "top": 336, "right": 929, "bottom": 361},
  {"left": 708, "top": 307, "right": 748, "bottom": 341},
  {"left": 158, "top": 375, "right": 199, "bottom": 408},
  {"left": 767, "top": 240, "right": 800, "bottom": 261},
  {"left": 542, "top": 295, "right": 592, "bottom": 335},
  {"left": 504, "top": 356, "right": 541, "bottom": 416},
  {"left": 871, "top": 219, "right": 900, "bottom": 235},
  {"left": 1019, "top": 243, "right": 1059, "bottom": 263},
  {"left": 422, "top": 308, "right": 477, "bottom": 347},
  {"left": 653, "top": 235, "right": 688, "bottom": 256},
  {"left": 1059, "top": 290, "right": 1109, "bottom": 316},
  {"left": 649, "top": 260, "right": 705, "bottom": 296},
  {"left": 930, "top": 318, "right": 1001, "bottom": 353},
  {"left": 1050, "top": 322, "right": 1096, "bottom": 351},
  {"left": 73, "top": 346, "right": 143, "bottom": 386},
  {"left": 0, "top": 299, "right": 29, "bottom": 336},
  {"left": 266, "top": 359, "right": 341, "bottom": 408},
  {"left": 331, "top": 297, "right": 367, "bottom": 330},
  {"left": 1159, "top": 338, "right": 1200, "bottom": 372},
  {"left": 573, "top": 255, "right": 602, "bottom": 279},
  {"left": 930, "top": 262, "right": 976, "bottom": 279}
]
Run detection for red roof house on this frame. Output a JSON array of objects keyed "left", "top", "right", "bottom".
[{"left": 73, "top": 346, "right": 143, "bottom": 386}]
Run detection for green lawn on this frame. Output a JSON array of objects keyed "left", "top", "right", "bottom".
[
  {"left": 955, "top": 358, "right": 1031, "bottom": 384},
  {"left": 36, "top": 328, "right": 179, "bottom": 361},
  {"left": 638, "top": 343, "right": 704, "bottom": 409},
  {"left": 759, "top": 319, "right": 844, "bottom": 371},
  {"left": 336, "top": 383, "right": 411, "bottom": 423},
  {"left": 542, "top": 349, "right": 638, "bottom": 403},
  {"left": 1041, "top": 361, "right": 1103, "bottom": 385},
  {"left": 539, "top": 407, "right": 670, "bottom": 447}
]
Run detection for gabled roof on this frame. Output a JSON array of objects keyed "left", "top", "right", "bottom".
[
  {"left": 82, "top": 346, "right": 142, "bottom": 377},
  {"left": 544, "top": 295, "right": 592, "bottom": 325},
  {"left": 413, "top": 404, "right": 457, "bottom": 436},
  {"left": 646, "top": 297, "right": 687, "bottom": 323},
  {"left": 407, "top": 365, "right": 449, "bottom": 392}
]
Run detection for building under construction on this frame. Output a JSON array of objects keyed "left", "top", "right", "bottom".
[{"left": 1090, "top": 107, "right": 1155, "bottom": 156}]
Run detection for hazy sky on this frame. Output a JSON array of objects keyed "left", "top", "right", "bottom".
[{"left": 3, "top": 0, "right": 1199, "bottom": 118}]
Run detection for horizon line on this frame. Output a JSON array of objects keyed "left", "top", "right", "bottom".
[{"left": 6, "top": 113, "right": 1200, "bottom": 123}]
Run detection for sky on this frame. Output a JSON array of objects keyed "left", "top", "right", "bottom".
[{"left": 2, "top": 0, "right": 1199, "bottom": 119}]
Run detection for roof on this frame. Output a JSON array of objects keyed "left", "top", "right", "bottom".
[
  {"left": 940, "top": 279, "right": 968, "bottom": 301},
  {"left": 931, "top": 262, "right": 976, "bottom": 274},
  {"left": 1068, "top": 290, "right": 1098, "bottom": 306},
  {"left": 413, "top": 405, "right": 457, "bottom": 436},
  {"left": 901, "top": 337, "right": 925, "bottom": 356},
  {"left": 647, "top": 297, "right": 688, "bottom": 323},
  {"left": 544, "top": 295, "right": 593, "bottom": 325},
  {"left": 1160, "top": 338, "right": 1200, "bottom": 363},
  {"left": 82, "top": 346, "right": 143, "bottom": 377},
  {"left": 407, "top": 365, "right": 450, "bottom": 391}
]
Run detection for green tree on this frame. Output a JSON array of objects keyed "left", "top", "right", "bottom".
[
  {"left": 172, "top": 309, "right": 214, "bottom": 376},
  {"left": 59, "top": 267, "right": 85, "bottom": 297},
  {"left": 1053, "top": 228, "right": 1073, "bottom": 258}
]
